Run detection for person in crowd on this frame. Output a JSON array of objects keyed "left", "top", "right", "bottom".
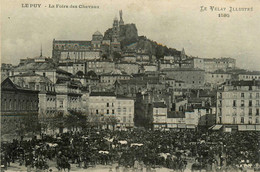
[{"left": 1, "top": 129, "right": 259, "bottom": 171}]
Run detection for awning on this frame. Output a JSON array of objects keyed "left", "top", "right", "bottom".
[
  {"left": 238, "top": 125, "right": 247, "bottom": 131},
  {"left": 239, "top": 125, "right": 256, "bottom": 131},
  {"left": 178, "top": 124, "right": 186, "bottom": 129},
  {"left": 167, "top": 124, "right": 178, "bottom": 128},
  {"left": 247, "top": 125, "right": 255, "bottom": 130},
  {"left": 211, "top": 125, "right": 223, "bottom": 130},
  {"left": 186, "top": 125, "right": 196, "bottom": 129}
]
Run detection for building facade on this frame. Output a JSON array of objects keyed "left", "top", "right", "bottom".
[
  {"left": 87, "top": 92, "right": 134, "bottom": 129},
  {"left": 216, "top": 80, "right": 260, "bottom": 131},
  {"left": 1, "top": 78, "right": 39, "bottom": 136},
  {"left": 162, "top": 68, "right": 205, "bottom": 89},
  {"left": 152, "top": 102, "right": 167, "bottom": 129}
]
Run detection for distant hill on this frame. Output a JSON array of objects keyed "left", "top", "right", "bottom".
[{"left": 103, "top": 23, "right": 181, "bottom": 59}]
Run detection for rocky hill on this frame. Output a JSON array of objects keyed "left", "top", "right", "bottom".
[{"left": 103, "top": 23, "right": 180, "bottom": 59}]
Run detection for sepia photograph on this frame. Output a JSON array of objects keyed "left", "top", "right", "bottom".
[{"left": 1, "top": 0, "right": 260, "bottom": 171}]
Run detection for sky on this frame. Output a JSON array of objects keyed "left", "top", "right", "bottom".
[{"left": 1, "top": 0, "right": 260, "bottom": 70}]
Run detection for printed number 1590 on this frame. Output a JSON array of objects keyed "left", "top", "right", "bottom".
[{"left": 218, "top": 13, "right": 230, "bottom": 17}]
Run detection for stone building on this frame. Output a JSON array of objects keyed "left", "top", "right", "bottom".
[
  {"left": 100, "top": 71, "right": 131, "bottom": 86},
  {"left": 115, "top": 62, "right": 141, "bottom": 75},
  {"left": 55, "top": 79, "right": 82, "bottom": 114},
  {"left": 87, "top": 92, "right": 134, "bottom": 129},
  {"left": 52, "top": 39, "right": 101, "bottom": 62},
  {"left": 9, "top": 72, "right": 57, "bottom": 118},
  {"left": 1, "top": 78, "right": 39, "bottom": 137},
  {"left": 85, "top": 60, "right": 115, "bottom": 74},
  {"left": 11, "top": 60, "right": 72, "bottom": 84},
  {"left": 1, "top": 63, "right": 13, "bottom": 81},
  {"left": 237, "top": 71, "right": 260, "bottom": 81},
  {"left": 152, "top": 102, "right": 167, "bottom": 129},
  {"left": 204, "top": 57, "right": 236, "bottom": 72},
  {"left": 162, "top": 68, "right": 205, "bottom": 89},
  {"left": 205, "top": 70, "right": 232, "bottom": 87},
  {"left": 216, "top": 80, "right": 260, "bottom": 131}
]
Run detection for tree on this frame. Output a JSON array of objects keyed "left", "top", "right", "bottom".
[
  {"left": 86, "top": 113, "right": 103, "bottom": 129},
  {"left": 113, "top": 52, "right": 122, "bottom": 62},
  {"left": 75, "top": 71, "right": 84, "bottom": 77},
  {"left": 101, "top": 115, "right": 118, "bottom": 130},
  {"left": 109, "top": 116, "right": 118, "bottom": 131},
  {"left": 102, "top": 54, "right": 108, "bottom": 60},
  {"left": 87, "top": 70, "right": 98, "bottom": 78},
  {"left": 48, "top": 112, "right": 65, "bottom": 133},
  {"left": 65, "top": 111, "right": 87, "bottom": 131},
  {"left": 14, "top": 113, "right": 41, "bottom": 139}
]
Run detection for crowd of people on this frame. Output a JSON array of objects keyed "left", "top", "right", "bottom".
[{"left": 1, "top": 129, "right": 260, "bottom": 171}]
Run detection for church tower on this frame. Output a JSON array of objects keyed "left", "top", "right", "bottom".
[
  {"left": 119, "top": 10, "right": 124, "bottom": 26},
  {"left": 112, "top": 16, "right": 119, "bottom": 42},
  {"left": 180, "top": 48, "right": 186, "bottom": 60},
  {"left": 111, "top": 14, "right": 121, "bottom": 54}
]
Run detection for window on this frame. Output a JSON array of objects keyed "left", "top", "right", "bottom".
[
  {"left": 43, "top": 72, "right": 46, "bottom": 77},
  {"left": 96, "top": 110, "right": 99, "bottom": 114},
  {"left": 256, "top": 100, "right": 259, "bottom": 106},
  {"left": 256, "top": 108, "right": 259, "bottom": 116},
  {"left": 112, "top": 109, "right": 114, "bottom": 114},
  {"left": 107, "top": 110, "right": 109, "bottom": 114},
  {"left": 107, "top": 103, "right": 109, "bottom": 107},
  {"left": 249, "top": 100, "right": 252, "bottom": 107},
  {"left": 59, "top": 100, "right": 63, "bottom": 108},
  {"left": 112, "top": 103, "right": 114, "bottom": 107},
  {"left": 14, "top": 99, "right": 16, "bottom": 110},
  {"left": 249, "top": 93, "right": 252, "bottom": 99},
  {"left": 233, "top": 100, "right": 236, "bottom": 107},
  {"left": 256, "top": 118, "right": 259, "bottom": 124},
  {"left": 249, "top": 117, "right": 252, "bottom": 124},
  {"left": 123, "top": 117, "right": 126, "bottom": 123},
  {"left": 241, "top": 100, "right": 244, "bottom": 107},
  {"left": 233, "top": 117, "right": 236, "bottom": 124},
  {"left": 241, "top": 93, "right": 244, "bottom": 98},
  {"left": 249, "top": 108, "right": 252, "bottom": 116},
  {"left": 256, "top": 93, "right": 259, "bottom": 98},
  {"left": 123, "top": 107, "right": 126, "bottom": 112},
  {"left": 241, "top": 117, "right": 244, "bottom": 124}
]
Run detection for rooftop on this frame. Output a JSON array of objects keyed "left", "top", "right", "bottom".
[
  {"left": 53, "top": 40, "right": 92, "bottom": 46},
  {"left": 13, "top": 61, "right": 56, "bottom": 71},
  {"left": 161, "top": 68, "right": 204, "bottom": 72},
  {"left": 167, "top": 111, "right": 185, "bottom": 118},
  {"left": 116, "top": 95, "right": 133, "bottom": 99},
  {"left": 9, "top": 72, "right": 53, "bottom": 84},
  {"left": 153, "top": 102, "right": 167, "bottom": 108},
  {"left": 93, "top": 30, "right": 103, "bottom": 36},
  {"left": 90, "top": 92, "right": 116, "bottom": 97},
  {"left": 228, "top": 80, "right": 260, "bottom": 87}
]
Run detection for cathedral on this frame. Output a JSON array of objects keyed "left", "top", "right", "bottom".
[{"left": 52, "top": 10, "right": 125, "bottom": 62}]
